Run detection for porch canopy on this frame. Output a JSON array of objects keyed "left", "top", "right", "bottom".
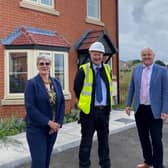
[{"left": 75, "top": 29, "right": 117, "bottom": 65}]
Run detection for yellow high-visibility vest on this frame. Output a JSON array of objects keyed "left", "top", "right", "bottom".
[{"left": 78, "top": 63, "right": 113, "bottom": 114}]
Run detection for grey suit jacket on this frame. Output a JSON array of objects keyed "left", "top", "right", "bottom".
[{"left": 126, "top": 63, "right": 168, "bottom": 119}]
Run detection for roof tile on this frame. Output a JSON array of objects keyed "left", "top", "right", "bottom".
[
  {"left": 2, "top": 26, "right": 70, "bottom": 48},
  {"left": 78, "top": 30, "right": 103, "bottom": 50}
]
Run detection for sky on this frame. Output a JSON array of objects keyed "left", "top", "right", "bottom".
[{"left": 119, "top": 0, "right": 168, "bottom": 63}]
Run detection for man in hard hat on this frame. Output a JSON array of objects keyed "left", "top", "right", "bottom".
[{"left": 74, "top": 41, "right": 113, "bottom": 168}]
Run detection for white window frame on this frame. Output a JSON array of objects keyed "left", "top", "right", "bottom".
[
  {"left": 4, "top": 50, "right": 34, "bottom": 100},
  {"left": 23, "top": 0, "right": 54, "bottom": 8},
  {"left": 36, "top": 50, "right": 70, "bottom": 96},
  {"left": 52, "top": 52, "right": 69, "bottom": 96},
  {"left": 20, "top": 0, "right": 60, "bottom": 16},
  {"left": 87, "top": 0, "right": 100, "bottom": 21},
  {"left": 2, "top": 49, "right": 70, "bottom": 105},
  {"left": 86, "top": 0, "right": 104, "bottom": 26}
]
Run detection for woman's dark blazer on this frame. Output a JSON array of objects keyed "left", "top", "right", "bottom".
[{"left": 24, "top": 74, "right": 65, "bottom": 127}]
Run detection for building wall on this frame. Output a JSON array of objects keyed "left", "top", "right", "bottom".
[{"left": 0, "top": 0, "right": 118, "bottom": 117}]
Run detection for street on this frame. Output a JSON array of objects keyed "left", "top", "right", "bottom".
[{"left": 49, "top": 123, "right": 168, "bottom": 168}]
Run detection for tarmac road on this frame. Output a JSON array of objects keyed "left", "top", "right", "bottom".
[{"left": 18, "top": 123, "right": 168, "bottom": 168}]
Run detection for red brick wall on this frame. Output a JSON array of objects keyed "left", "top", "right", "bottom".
[
  {"left": 0, "top": 105, "right": 25, "bottom": 118},
  {"left": 0, "top": 101, "right": 70, "bottom": 118},
  {"left": 0, "top": 0, "right": 118, "bottom": 117},
  {"left": 0, "top": 0, "right": 117, "bottom": 42}
]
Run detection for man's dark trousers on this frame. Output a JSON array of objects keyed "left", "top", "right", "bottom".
[
  {"left": 135, "top": 105, "right": 163, "bottom": 168},
  {"left": 79, "top": 107, "right": 111, "bottom": 168}
]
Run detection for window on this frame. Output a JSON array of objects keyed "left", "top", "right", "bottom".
[
  {"left": 4, "top": 50, "right": 69, "bottom": 102},
  {"left": 86, "top": 0, "right": 104, "bottom": 26},
  {"left": 9, "top": 53, "right": 27, "bottom": 93},
  {"left": 54, "top": 54, "right": 65, "bottom": 89},
  {"left": 41, "top": 0, "right": 52, "bottom": 6},
  {"left": 87, "top": 0, "right": 100, "bottom": 20},
  {"left": 38, "top": 51, "right": 69, "bottom": 91},
  {"left": 25, "top": 0, "right": 53, "bottom": 7},
  {"left": 20, "top": 0, "right": 60, "bottom": 16}
]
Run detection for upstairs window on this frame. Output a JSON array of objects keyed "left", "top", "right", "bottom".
[
  {"left": 87, "top": 0, "right": 100, "bottom": 20},
  {"left": 20, "top": 0, "right": 60, "bottom": 15},
  {"left": 28, "top": 0, "right": 53, "bottom": 7}
]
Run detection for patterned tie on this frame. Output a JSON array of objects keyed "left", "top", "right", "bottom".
[
  {"left": 141, "top": 67, "right": 149, "bottom": 104},
  {"left": 95, "top": 68, "right": 103, "bottom": 102}
]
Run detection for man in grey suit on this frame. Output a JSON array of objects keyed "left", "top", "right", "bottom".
[{"left": 125, "top": 48, "right": 168, "bottom": 168}]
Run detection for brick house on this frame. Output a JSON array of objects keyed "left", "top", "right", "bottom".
[{"left": 0, "top": 0, "right": 119, "bottom": 118}]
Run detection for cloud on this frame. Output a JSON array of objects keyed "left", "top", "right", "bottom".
[
  {"left": 144, "top": 0, "right": 168, "bottom": 27},
  {"left": 119, "top": 33, "right": 148, "bottom": 61},
  {"left": 131, "top": 0, "right": 151, "bottom": 23},
  {"left": 119, "top": 0, "right": 168, "bottom": 62}
]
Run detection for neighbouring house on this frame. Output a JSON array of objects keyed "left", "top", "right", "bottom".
[
  {"left": 0, "top": 0, "right": 119, "bottom": 118},
  {"left": 119, "top": 60, "right": 130, "bottom": 71}
]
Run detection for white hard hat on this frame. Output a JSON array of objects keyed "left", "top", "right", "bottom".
[{"left": 89, "top": 41, "right": 105, "bottom": 53}]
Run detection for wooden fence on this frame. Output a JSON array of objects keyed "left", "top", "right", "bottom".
[{"left": 119, "top": 86, "right": 128, "bottom": 104}]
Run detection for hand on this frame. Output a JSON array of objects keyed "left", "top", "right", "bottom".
[
  {"left": 125, "top": 106, "right": 131, "bottom": 116},
  {"left": 49, "top": 129, "right": 56, "bottom": 135},
  {"left": 48, "top": 120, "right": 60, "bottom": 132},
  {"left": 161, "top": 113, "right": 168, "bottom": 120}
]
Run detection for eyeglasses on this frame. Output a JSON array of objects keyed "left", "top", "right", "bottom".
[{"left": 38, "top": 62, "right": 50, "bottom": 66}]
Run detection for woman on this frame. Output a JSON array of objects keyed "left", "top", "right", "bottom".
[{"left": 24, "top": 54, "right": 65, "bottom": 168}]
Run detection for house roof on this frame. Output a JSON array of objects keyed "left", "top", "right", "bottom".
[
  {"left": 1, "top": 26, "right": 70, "bottom": 49},
  {"left": 76, "top": 29, "right": 117, "bottom": 56}
]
